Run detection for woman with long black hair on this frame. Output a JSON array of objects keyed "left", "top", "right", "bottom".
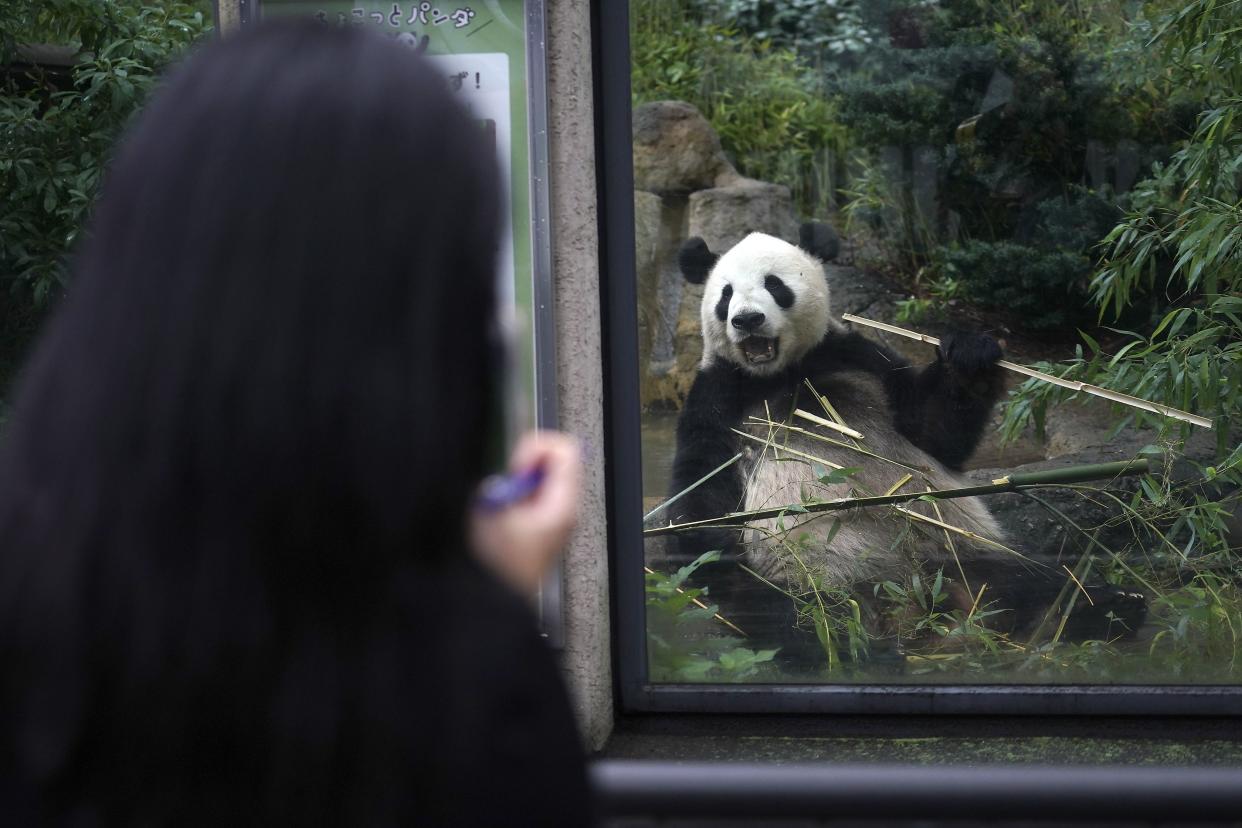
[{"left": 0, "top": 22, "right": 589, "bottom": 826}]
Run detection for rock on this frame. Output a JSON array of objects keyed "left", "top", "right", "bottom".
[
  {"left": 641, "top": 193, "right": 701, "bottom": 408},
  {"left": 634, "top": 190, "right": 662, "bottom": 280},
  {"left": 634, "top": 190, "right": 664, "bottom": 400},
  {"left": 967, "top": 447, "right": 1146, "bottom": 565},
  {"left": 824, "top": 263, "right": 892, "bottom": 317},
  {"left": 1043, "top": 396, "right": 1155, "bottom": 457},
  {"left": 968, "top": 437, "right": 1223, "bottom": 564},
  {"left": 633, "top": 101, "right": 736, "bottom": 194},
  {"left": 686, "top": 181, "right": 799, "bottom": 253}
]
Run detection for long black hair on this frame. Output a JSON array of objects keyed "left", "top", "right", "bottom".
[{"left": 0, "top": 22, "right": 587, "bottom": 826}]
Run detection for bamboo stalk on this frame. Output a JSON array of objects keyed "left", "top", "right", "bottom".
[
  {"left": 891, "top": 506, "right": 1023, "bottom": 557},
  {"left": 884, "top": 474, "right": 914, "bottom": 495},
  {"left": 642, "top": 458, "right": 1151, "bottom": 537},
  {"left": 803, "top": 379, "right": 852, "bottom": 431},
  {"left": 841, "top": 313, "right": 1213, "bottom": 430}
]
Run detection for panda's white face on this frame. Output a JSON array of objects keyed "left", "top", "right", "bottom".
[{"left": 699, "top": 232, "right": 833, "bottom": 376}]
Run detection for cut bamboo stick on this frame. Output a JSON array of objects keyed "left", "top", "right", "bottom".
[
  {"left": 793, "top": 408, "right": 865, "bottom": 439},
  {"left": 730, "top": 428, "right": 846, "bottom": 470},
  {"left": 741, "top": 418, "right": 920, "bottom": 471},
  {"left": 841, "top": 313, "right": 1213, "bottom": 430}
]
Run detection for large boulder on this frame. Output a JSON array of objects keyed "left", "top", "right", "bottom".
[
  {"left": 633, "top": 101, "right": 737, "bottom": 194},
  {"left": 634, "top": 190, "right": 664, "bottom": 399},
  {"left": 686, "top": 181, "right": 799, "bottom": 252}
]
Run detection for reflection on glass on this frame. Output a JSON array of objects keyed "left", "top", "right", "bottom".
[{"left": 635, "top": 0, "right": 1241, "bottom": 684}]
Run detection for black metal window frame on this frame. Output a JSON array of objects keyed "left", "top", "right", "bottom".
[{"left": 594, "top": 0, "right": 1242, "bottom": 716}]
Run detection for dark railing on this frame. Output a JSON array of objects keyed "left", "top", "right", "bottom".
[{"left": 591, "top": 760, "right": 1242, "bottom": 822}]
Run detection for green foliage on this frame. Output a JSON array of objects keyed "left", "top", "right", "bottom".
[
  {"left": 894, "top": 273, "right": 963, "bottom": 325},
  {"left": 630, "top": 0, "right": 849, "bottom": 215},
  {"left": 1147, "top": 573, "right": 1242, "bottom": 676},
  {"left": 0, "top": 1, "right": 209, "bottom": 392},
  {"left": 875, "top": 568, "right": 1011, "bottom": 673},
  {"left": 933, "top": 240, "right": 1093, "bottom": 329},
  {"left": 646, "top": 551, "right": 779, "bottom": 682},
  {"left": 1005, "top": 0, "right": 1241, "bottom": 442},
  {"left": 909, "top": 186, "right": 1124, "bottom": 329},
  {"left": 834, "top": 0, "right": 1184, "bottom": 311},
  {"left": 688, "top": 0, "right": 871, "bottom": 55}
]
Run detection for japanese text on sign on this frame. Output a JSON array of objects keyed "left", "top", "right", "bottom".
[{"left": 315, "top": 4, "right": 476, "bottom": 29}]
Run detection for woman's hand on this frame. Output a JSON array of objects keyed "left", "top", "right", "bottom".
[{"left": 470, "top": 431, "right": 581, "bottom": 595}]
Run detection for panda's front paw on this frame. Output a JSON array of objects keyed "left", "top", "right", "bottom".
[{"left": 937, "top": 331, "right": 1002, "bottom": 377}]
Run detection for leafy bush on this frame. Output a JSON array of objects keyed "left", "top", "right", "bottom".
[
  {"left": 893, "top": 274, "right": 962, "bottom": 325},
  {"left": 687, "top": 0, "right": 871, "bottom": 56},
  {"left": 630, "top": 0, "right": 849, "bottom": 215},
  {"left": 646, "top": 551, "right": 779, "bottom": 681},
  {"left": 933, "top": 241, "right": 1092, "bottom": 330},
  {"left": 0, "top": 1, "right": 210, "bottom": 394},
  {"left": 832, "top": 0, "right": 1186, "bottom": 318},
  {"left": 998, "top": 0, "right": 1242, "bottom": 681},
  {"left": 1005, "top": 0, "right": 1241, "bottom": 443}
]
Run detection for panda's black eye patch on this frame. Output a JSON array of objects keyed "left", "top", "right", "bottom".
[
  {"left": 715, "top": 284, "right": 732, "bottom": 322},
  {"left": 765, "top": 275, "right": 794, "bottom": 308}
]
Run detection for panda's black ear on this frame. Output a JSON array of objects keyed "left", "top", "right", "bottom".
[
  {"left": 798, "top": 222, "right": 840, "bottom": 263},
  {"left": 678, "top": 237, "right": 719, "bottom": 285}
]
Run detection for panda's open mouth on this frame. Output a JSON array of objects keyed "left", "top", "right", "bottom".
[{"left": 740, "top": 336, "right": 778, "bottom": 365}]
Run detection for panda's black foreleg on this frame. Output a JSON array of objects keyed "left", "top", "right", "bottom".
[
  {"left": 666, "top": 363, "right": 751, "bottom": 527},
  {"left": 888, "top": 331, "right": 1006, "bottom": 470},
  {"left": 663, "top": 360, "right": 764, "bottom": 576}
]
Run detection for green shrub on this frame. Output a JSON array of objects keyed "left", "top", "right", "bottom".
[
  {"left": 933, "top": 241, "right": 1092, "bottom": 330},
  {"left": 631, "top": 0, "right": 849, "bottom": 215},
  {"left": 997, "top": 0, "right": 1242, "bottom": 681},
  {"left": 832, "top": 0, "right": 1186, "bottom": 313},
  {"left": 686, "top": 0, "right": 871, "bottom": 56},
  {"left": 646, "top": 551, "right": 780, "bottom": 681},
  {"left": 0, "top": 1, "right": 210, "bottom": 395},
  {"left": 926, "top": 186, "right": 1125, "bottom": 330},
  {"left": 1004, "top": 0, "right": 1242, "bottom": 442}
]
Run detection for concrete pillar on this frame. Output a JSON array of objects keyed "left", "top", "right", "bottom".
[
  {"left": 212, "top": 0, "right": 243, "bottom": 34},
  {"left": 545, "top": 0, "right": 614, "bottom": 750}
]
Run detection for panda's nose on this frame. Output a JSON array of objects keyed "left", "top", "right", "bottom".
[{"left": 731, "top": 311, "right": 766, "bottom": 332}]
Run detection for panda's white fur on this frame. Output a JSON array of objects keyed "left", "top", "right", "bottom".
[
  {"left": 695, "top": 232, "right": 1007, "bottom": 595},
  {"left": 735, "top": 371, "right": 1009, "bottom": 592},
  {"left": 699, "top": 233, "right": 843, "bottom": 377}
]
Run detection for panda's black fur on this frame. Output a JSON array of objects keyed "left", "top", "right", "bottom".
[{"left": 666, "top": 222, "right": 1147, "bottom": 669}]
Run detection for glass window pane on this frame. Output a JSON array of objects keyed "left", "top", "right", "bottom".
[{"left": 634, "top": 0, "right": 1241, "bottom": 686}]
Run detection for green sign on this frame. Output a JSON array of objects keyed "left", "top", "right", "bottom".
[{"left": 256, "top": 1, "right": 550, "bottom": 436}]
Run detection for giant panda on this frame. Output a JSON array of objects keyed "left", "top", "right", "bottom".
[{"left": 663, "top": 221, "right": 1146, "bottom": 669}]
